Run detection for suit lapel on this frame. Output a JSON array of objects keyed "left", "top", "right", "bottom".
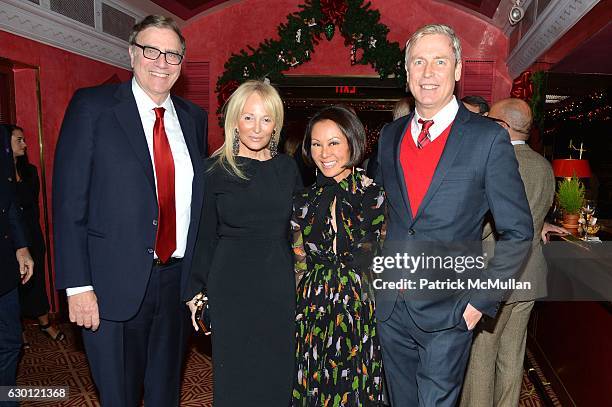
[
  {"left": 412, "top": 106, "right": 469, "bottom": 224},
  {"left": 393, "top": 115, "right": 414, "bottom": 224},
  {"left": 113, "top": 82, "right": 156, "bottom": 192},
  {"left": 173, "top": 97, "right": 203, "bottom": 177}
]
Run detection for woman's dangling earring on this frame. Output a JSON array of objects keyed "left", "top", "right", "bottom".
[
  {"left": 269, "top": 129, "right": 278, "bottom": 157},
  {"left": 232, "top": 128, "right": 240, "bottom": 156}
]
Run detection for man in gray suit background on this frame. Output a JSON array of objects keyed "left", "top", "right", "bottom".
[{"left": 460, "top": 98, "right": 555, "bottom": 407}]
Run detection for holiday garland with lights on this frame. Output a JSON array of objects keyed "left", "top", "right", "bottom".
[{"left": 215, "top": 0, "right": 405, "bottom": 120}]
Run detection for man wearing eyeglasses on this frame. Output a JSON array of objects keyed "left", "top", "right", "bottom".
[{"left": 53, "top": 15, "right": 207, "bottom": 406}]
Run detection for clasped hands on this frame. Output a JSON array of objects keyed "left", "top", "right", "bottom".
[{"left": 186, "top": 294, "right": 210, "bottom": 335}]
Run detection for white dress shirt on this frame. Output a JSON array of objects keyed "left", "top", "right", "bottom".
[
  {"left": 66, "top": 79, "right": 194, "bottom": 296},
  {"left": 411, "top": 96, "right": 459, "bottom": 146},
  {"left": 511, "top": 140, "right": 526, "bottom": 145}
]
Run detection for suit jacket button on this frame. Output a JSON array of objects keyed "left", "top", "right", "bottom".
[
  {"left": 7, "top": 177, "right": 12, "bottom": 182},
  {"left": 147, "top": 248, "right": 154, "bottom": 254},
  {"left": 408, "top": 229, "right": 415, "bottom": 235},
  {"left": 4, "top": 235, "right": 8, "bottom": 239},
  {"left": 152, "top": 219, "right": 158, "bottom": 226}
]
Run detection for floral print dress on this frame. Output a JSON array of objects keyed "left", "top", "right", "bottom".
[{"left": 291, "top": 169, "right": 385, "bottom": 406}]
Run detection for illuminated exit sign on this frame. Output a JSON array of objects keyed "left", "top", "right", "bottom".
[{"left": 335, "top": 86, "right": 357, "bottom": 94}]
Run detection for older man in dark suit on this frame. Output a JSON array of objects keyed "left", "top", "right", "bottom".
[
  {"left": 53, "top": 15, "right": 207, "bottom": 406},
  {"left": 0, "top": 124, "right": 34, "bottom": 404},
  {"left": 460, "top": 98, "right": 555, "bottom": 407},
  {"left": 375, "top": 24, "right": 533, "bottom": 406}
]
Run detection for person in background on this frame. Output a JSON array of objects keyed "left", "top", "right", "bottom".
[
  {"left": 365, "top": 97, "right": 414, "bottom": 179},
  {"left": 461, "top": 95, "right": 490, "bottom": 115},
  {"left": 0, "top": 124, "right": 34, "bottom": 407},
  {"left": 291, "top": 105, "right": 385, "bottom": 405},
  {"left": 8, "top": 125, "right": 64, "bottom": 344},
  {"left": 53, "top": 15, "right": 207, "bottom": 406},
  {"left": 460, "top": 98, "right": 555, "bottom": 407},
  {"left": 392, "top": 96, "right": 415, "bottom": 120},
  {"left": 187, "top": 80, "right": 301, "bottom": 407}
]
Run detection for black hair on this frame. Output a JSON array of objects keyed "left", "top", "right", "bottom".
[
  {"left": 461, "top": 95, "right": 490, "bottom": 114},
  {"left": 302, "top": 105, "right": 365, "bottom": 168}
]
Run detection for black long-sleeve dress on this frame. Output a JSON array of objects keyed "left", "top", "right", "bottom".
[
  {"left": 188, "top": 154, "right": 302, "bottom": 407},
  {"left": 16, "top": 163, "right": 49, "bottom": 318},
  {"left": 291, "top": 169, "right": 385, "bottom": 406}
]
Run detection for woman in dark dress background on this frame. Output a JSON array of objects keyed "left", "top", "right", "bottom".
[
  {"left": 8, "top": 125, "right": 64, "bottom": 343},
  {"left": 291, "top": 106, "right": 385, "bottom": 406},
  {"left": 187, "top": 80, "right": 301, "bottom": 406}
]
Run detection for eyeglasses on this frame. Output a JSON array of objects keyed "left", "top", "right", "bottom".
[{"left": 132, "top": 43, "right": 183, "bottom": 65}]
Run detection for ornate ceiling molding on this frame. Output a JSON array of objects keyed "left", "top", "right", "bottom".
[
  {"left": 506, "top": 0, "right": 599, "bottom": 78},
  {"left": 0, "top": 0, "right": 135, "bottom": 69}
]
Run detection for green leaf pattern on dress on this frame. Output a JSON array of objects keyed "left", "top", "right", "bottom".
[{"left": 291, "top": 169, "right": 385, "bottom": 406}]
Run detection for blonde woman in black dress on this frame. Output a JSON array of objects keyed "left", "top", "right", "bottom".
[{"left": 187, "top": 80, "right": 301, "bottom": 406}]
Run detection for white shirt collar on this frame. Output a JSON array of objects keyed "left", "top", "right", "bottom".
[
  {"left": 511, "top": 140, "right": 526, "bottom": 145},
  {"left": 131, "top": 77, "right": 175, "bottom": 118},
  {"left": 411, "top": 96, "right": 459, "bottom": 144}
]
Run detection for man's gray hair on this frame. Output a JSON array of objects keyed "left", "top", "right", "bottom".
[
  {"left": 128, "top": 15, "right": 186, "bottom": 54},
  {"left": 404, "top": 24, "right": 462, "bottom": 72}
]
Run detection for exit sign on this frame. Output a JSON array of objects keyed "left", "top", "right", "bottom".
[{"left": 335, "top": 86, "right": 357, "bottom": 94}]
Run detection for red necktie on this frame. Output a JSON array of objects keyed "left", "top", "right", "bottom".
[
  {"left": 417, "top": 119, "right": 434, "bottom": 149},
  {"left": 153, "top": 107, "right": 176, "bottom": 263}
]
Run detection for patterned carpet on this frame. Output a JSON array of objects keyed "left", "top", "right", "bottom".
[{"left": 16, "top": 322, "right": 545, "bottom": 406}]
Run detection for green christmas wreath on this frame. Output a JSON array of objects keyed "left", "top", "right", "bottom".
[{"left": 215, "top": 0, "right": 405, "bottom": 121}]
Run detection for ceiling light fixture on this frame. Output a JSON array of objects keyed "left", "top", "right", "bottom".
[{"left": 509, "top": 0, "right": 525, "bottom": 26}]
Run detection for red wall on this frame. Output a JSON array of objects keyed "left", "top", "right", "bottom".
[
  {"left": 0, "top": 0, "right": 512, "bottom": 309},
  {"left": 0, "top": 30, "right": 130, "bottom": 308},
  {"left": 182, "top": 0, "right": 511, "bottom": 150}
]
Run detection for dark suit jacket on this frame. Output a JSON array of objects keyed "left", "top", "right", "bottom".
[
  {"left": 375, "top": 104, "right": 533, "bottom": 331},
  {"left": 53, "top": 80, "right": 207, "bottom": 321},
  {"left": 0, "top": 125, "right": 28, "bottom": 296}
]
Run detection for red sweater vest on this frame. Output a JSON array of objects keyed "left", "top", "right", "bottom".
[{"left": 399, "top": 122, "right": 453, "bottom": 217}]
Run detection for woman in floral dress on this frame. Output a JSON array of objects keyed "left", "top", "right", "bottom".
[{"left": 291, "top": 105, "right": 385, "bottom": 406}]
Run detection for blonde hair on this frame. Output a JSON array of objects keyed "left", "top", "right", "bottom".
[
  {"left": 404, "top": 24, "right": 462, "bottom": 73},
  {"left": 212, "top": 80, "right": 284, "bottom": 179}
]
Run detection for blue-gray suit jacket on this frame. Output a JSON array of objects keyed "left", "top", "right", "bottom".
[{"left": 375, "top": 104, "right": 533, "bottom": 331}]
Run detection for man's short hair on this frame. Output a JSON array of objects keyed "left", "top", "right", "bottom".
[
  {"left": 128, "top": 15, "right": 186, "bottom": 54},
  {"left": 461, "top": 95, "right": 490, "bottom": 115},
  {"left": 405, "top": 24, "right": 462, "bottom": 72}
]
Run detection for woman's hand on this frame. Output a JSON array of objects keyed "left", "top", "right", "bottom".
[{"left": 186, "top": 297, "right": 199, "bottom": 332}]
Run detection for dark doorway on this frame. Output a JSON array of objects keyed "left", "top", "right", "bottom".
[{"left": 273, "top": 75, "right": 406, "bottom": 184}]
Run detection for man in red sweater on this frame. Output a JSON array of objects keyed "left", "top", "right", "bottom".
[{"left": 375, "top": 24, "right": 533, "bottom": 407}]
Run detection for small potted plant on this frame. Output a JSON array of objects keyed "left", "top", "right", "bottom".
[{"left": 556, "top": 175, "right": 585, "bottom": 235}]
